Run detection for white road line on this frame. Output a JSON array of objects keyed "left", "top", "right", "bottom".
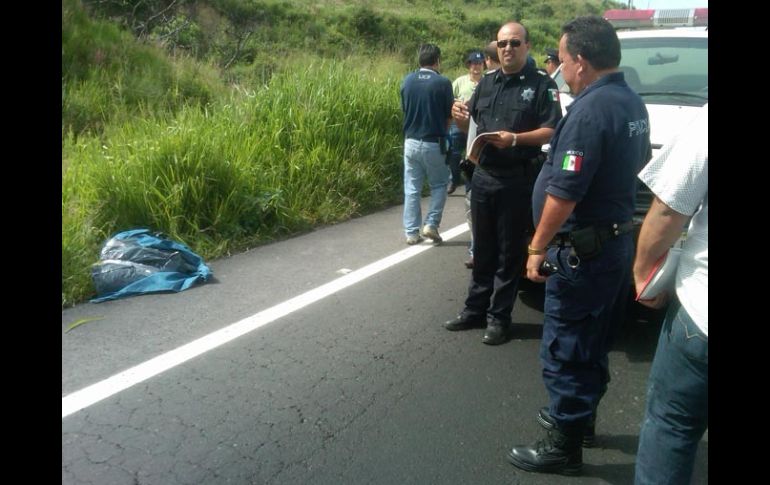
[{"left": 62, "top": 223, "right": 470, "bottom": 418}]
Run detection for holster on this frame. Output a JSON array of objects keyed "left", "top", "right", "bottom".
[
  {"left": 439, "top": 136, "right": 449, "bottom": 155},
  {"left": 569, "top": 226, "right": 603, "bottom": 260},
  {"left": 459, "top": 158, "right": 475, "bottom": 179},
  {"left": 568, "top": 221, "right": 633, "bottom": 261}
]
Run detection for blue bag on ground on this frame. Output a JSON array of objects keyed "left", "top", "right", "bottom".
[{"left": 91, "top": 229, "right": 212, "bottom": 303}]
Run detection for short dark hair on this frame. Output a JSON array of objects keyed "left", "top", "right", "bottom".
[
  {"left": 561, "top": 16, "right": 620, "bottom": 70},
  {"left": 484, "top": 42, "right": 499, "bottom": 62},
  {"left": 418, "top": 43, "right": 441, "bottom": 67}
]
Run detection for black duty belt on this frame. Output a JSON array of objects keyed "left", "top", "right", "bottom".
[
  {"left": 480, "top": 159, "right": 536, "bottom": 178},
  {"left": 549, "top": 221, "right": 633, "bottom": 247},
  {"left": 418, "top": 136, "right": 441, "bottom": 143}
]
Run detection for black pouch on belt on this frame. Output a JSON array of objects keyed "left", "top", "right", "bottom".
[{"left": 569, "top": 226, "right": 603, "bottom": 260}]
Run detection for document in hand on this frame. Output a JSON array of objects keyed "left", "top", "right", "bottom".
[
  {"left": 466, "top": 131, "right": 504, "bottom": 164},
  {"left": 465, "top": 118, "right": 477, "bottom": 155},
  {"left": 635, "top": 247, "right": 682, "bottom": 301}
]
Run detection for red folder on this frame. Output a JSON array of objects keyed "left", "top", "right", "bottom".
[{"left": 635, "top": 248, "right": 681, "bottom": 301}]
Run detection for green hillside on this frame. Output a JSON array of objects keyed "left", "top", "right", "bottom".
[{"left": 62, "top": 0, "right": 622, "bottom": 307}]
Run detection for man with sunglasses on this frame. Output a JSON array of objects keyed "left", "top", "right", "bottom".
[{"left": 446, "top": 22, "right": 561, "bottom": 345}]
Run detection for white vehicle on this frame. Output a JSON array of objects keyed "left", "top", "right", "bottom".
[{"left": 552, "top": 8, "right": 708, "bottom": 228}]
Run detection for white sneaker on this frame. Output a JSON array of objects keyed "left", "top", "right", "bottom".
[
  {"left": 420, "top": 225, "right": 442, "bottom": 243},
  {"left": 406, "top": 234, "right": 423, "bottom": 245}
]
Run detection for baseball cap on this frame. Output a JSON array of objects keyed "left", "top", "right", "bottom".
[
  {"left": 544, "top": 48, "right": 559, "bottom": 63},
  {"left": 466, "top": 51, "right": 485, "bottom": 64}
]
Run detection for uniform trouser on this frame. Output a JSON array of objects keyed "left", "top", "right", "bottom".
[
  {"left": 540, "top": 235, "right": 633, "bottom": 433},
  {"left": 634, "top": 298, "right": 708, "bottom": 485},
  {"left": 464, "top": 187, "right": 473, "bottom": 256},
  {"left": 463, "top": 168, "right": 532, "bottom": 325}
]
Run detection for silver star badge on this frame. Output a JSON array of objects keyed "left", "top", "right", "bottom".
[{"left": 521, "top": 88, "right": 535, "bottom": 102}]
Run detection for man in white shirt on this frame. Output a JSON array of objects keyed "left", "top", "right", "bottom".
[{"left": 632, "top": 104, "right": 708, "bottom": 485}]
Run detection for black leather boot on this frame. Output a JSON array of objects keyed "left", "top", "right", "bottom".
[
  {"left": 444, "top": 312, "right": 486, "bottom": 331},
  {"left": 537, "top": 407, "right": 596, "bottom": 447},
  {"left": 507, "top": 428, "right": 583, "bottom": 475},
  {"left": 482, "top": 323, "right": 509, "bottom": 345}
]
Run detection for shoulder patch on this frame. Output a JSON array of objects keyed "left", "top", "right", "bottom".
[
  {"left": 561, "top": 150, "right": 584, "bottom": 172},
  {"left": 548, "top": 88, "right": 559, "bottom": 102}
]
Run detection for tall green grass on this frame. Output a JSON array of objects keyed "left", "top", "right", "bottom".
[
  {"left": 62, "top": 56, "right": 405, "bottom": 307},
  {"left": 63, "top": 0, "right": 225, "bottom": 137}
]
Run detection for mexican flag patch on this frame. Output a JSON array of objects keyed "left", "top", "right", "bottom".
[
  {"left": 548, "top": 89, "right": 559, "bottom": 102},
  {"left": 562, "top": 153, "right": 583, "bottom": 172}
]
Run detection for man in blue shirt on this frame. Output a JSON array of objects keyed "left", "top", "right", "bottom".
[
  {"left": 400, "top": 43, "right": 454, "bottom": 245},
  {"left": 507, "top": 16, "right": 651, "bottom": 475}
]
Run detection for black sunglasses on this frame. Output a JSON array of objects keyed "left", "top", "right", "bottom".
[{"left": 497, "top": 39, "right": 522, "bottom": 49}]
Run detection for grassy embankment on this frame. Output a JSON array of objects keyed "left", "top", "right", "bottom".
[{"left": 62, "top": 0, "right": 616, "bottom": 307}]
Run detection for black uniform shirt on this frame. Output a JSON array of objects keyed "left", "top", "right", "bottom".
[{"left": 468, "top": 63, "right": 562, "bottom": 174}]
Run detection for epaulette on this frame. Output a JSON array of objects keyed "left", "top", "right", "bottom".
[{"left": 536, "top": 68, "right": 548, "bottom": 76}]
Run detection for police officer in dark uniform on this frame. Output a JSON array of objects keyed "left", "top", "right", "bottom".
[
  {"left": 543, "top": 48, "right": 561, "bottom": 76},
  {"left": 507, "top": 16, "right": 651, "bottom": 475},
  {"left": 445, "top": 21, "right": 562, "bottom": 345}
]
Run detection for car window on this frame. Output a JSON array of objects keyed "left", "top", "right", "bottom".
[
  {"left": 619, "top": 36, "right": 708, "bottom": 105},
  {"left": 552, "top": 35, "right": 708, "bottom": 106}
]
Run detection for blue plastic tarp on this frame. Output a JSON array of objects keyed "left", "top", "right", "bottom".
[{"left": 90, "top": 228, "right": 212, "bottom": 303}]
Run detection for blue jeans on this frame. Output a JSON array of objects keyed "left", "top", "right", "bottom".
[
  {"left": 635, "top": 299, "right": 708, "bottom": 485},
  {"left": 403, "top": 138, "right": 449, "bottom": 236}
]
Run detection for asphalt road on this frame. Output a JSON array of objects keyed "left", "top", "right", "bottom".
[{"left": 62, "top": 190, "right": 708, "bottom": 484}]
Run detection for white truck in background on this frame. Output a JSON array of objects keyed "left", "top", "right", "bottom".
[{"left": 551, "top": 7, "right": 708, "bottom": 231}]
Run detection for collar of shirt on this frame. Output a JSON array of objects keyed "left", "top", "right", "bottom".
[
  {"left": 419, "top": 67, "right": 439, "bottom": 75},
  {"left": 567, "top": 71, "right": 625, "bottom": 111},
  {"left": 492, "top": 62, "right": 535, "bottom": 85}
]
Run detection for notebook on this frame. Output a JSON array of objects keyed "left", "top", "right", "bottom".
[{"left": 635, "top": 247, "right": 682, "bottom": 301}]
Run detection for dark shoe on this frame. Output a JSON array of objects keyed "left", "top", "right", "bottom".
[
  {"left": 447, "top": 182, "right": 457, "bottom": 195},
  {"left": 444, "top": 313, "right": 486, "bottom": 331},
  {"left": 537, "top": 407, "right": 596, "bottom": 448},
  {"left": 482, "top": 323, "right": 509, "bottom": 345},
  {"left": 507, "top": 429, "right": 583, "bottom": 475},
  {"left": 464, "top": 256, "right": 474, "bottom": 269}
]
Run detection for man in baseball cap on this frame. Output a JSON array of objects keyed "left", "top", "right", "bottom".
[
  {"left": 543, "top": 48, "right": 560, "bottom": 75},
  {"left": 466, "top": 51, "right": 485, "bottom": 66}
]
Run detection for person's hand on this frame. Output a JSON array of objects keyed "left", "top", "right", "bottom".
[
  {"left": 486, "top": 131, "right": 515, "bottom": 149},
  {"left": 526, "top": 254, "right": 547, "bottom": 283},
  {"left": 635, "top": 290, "right": 670, "bottom": 309},
  {"left": 633, "top": 273, "right": 670, "bottom": 309},
  {"left": 452, "top": 100, "right": 469, "bottom": 122}
]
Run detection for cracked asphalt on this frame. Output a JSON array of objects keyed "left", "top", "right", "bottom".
[{"left": 62, "top": 191, "right": 707, "bottom": 484}]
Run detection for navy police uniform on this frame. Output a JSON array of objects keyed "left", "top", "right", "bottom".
[
  {"left": 532, "top": 71, "right": 651, "bottom": 434},
  {"left": 463, "top": 63, "right": 561, "bottom": 326}
]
